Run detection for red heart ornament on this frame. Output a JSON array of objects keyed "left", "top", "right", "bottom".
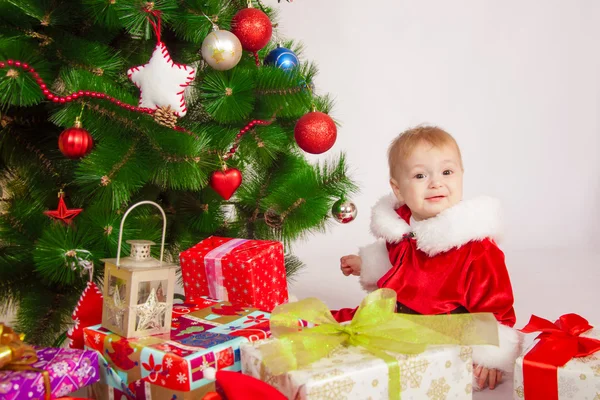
[{"left": 210, "top": 168, "right": 242, "bottom": 200}]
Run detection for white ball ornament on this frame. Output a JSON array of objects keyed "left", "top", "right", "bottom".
[{"left": 201, "top": 29, "right": 243, "bottom": 71}]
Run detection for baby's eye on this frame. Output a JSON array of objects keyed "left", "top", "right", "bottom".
[
  {"left": 414, "top": 173, "right": 425, "bottom": 179},
  {"left": 443, "top": 170, "right": 453, "bottom": 176}
]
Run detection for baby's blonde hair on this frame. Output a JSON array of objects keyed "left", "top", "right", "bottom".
[{"left": 388, "top": 125, "right": 463, "bottom": 178}]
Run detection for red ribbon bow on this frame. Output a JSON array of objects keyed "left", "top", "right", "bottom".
[{"left": 520, "top": 313, "right": 600, "bottom": 400}]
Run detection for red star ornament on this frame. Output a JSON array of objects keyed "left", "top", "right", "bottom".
[
  {"left": 127, "top": 42, "right": 196, "bottom": 117},
  {"left": 44, "top": 190, "right": 83, "bottom": 224}
]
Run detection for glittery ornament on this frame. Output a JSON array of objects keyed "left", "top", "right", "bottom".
[
  {"left": 264, "top": 45, "right": 299, "bottom": 70},
  {"left": 294, "top": 111, "right": 337, "bottom": 154},
  {"left": 58, "top": 118, "right": 93, "bottom": 159},
  {"left": 231, "top": 8, "right": 272, "bottom": 52},
  {"left": 331, "top": 199, "right": 357, "bottom": 224},
  {"left": 201, "top": 29, "right": 243, "bottom": 71}
]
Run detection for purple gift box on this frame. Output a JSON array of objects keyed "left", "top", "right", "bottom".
[{"left": 0, "top": 347, "right": 99, "bottom": 400}]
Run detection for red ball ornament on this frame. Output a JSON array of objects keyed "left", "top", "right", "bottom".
[
  {"left": 294, "top": 111, "right": 337, "bottom": 154},
  {"left": 58, "top": 119, "right": 93, "bottom": 159},
  {"left": 231, "top": 8, "right": 272, "bottom": 52},
  {"left": 210, "top": 167, "right": 243, "bottom": 200}
]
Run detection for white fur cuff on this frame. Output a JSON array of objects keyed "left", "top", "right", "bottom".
[
  {"left": 471, "top": 323, "right": 523, "bottom": 372},
  {"left": 369, "top": 194, "right": 502, "bottom": 256},
  {"left": 358, "top": 239, "right": 393, "bottom": 292}
]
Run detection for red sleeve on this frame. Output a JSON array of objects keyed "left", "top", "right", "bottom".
[{"left": 463, "top": 240, "right": 516, "bottom": 327}]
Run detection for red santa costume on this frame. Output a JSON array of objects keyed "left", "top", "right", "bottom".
[{"left": 334, "top": 194, "right": 522, "bottom": 378}]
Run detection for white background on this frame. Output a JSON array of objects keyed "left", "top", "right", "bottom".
[
  {"left": 265, "top": 0, "right": 600, "bottom": 396},
  {"left": 265, "top": 0, "right": 600, "bottom": 310}
]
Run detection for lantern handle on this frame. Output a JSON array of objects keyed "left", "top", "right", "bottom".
[{"left": 116, "top": 201, "right": 167, "bottom": 267}]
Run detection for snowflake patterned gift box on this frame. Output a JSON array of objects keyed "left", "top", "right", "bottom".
[
  {"left": 83, "top": 296, "right": 272, "bottom": 394},
  {"left": 179, "top": 236, "right": 288, "bottom": 312},
  {"left": 240, "top": 289, "right": 499, "bottom": 400},
  {"left": 513, "top": 313, "right": 600, "bottom": 400},
  {"left": 242, "top": 341, "right": 476, "bottom": 400},
  {"left": 0, "top": 347, "right": 99, "bottom": 400}
]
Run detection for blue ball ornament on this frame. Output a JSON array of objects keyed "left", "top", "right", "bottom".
[{"left": 264, "top": 45, "right": 299, "bottom": 70}]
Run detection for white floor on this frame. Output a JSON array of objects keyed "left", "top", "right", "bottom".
[{"left": 474, "top": 382, "right": 513, "bottom": 400}]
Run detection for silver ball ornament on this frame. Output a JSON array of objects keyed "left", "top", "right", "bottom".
[
  {"left": 331, "top": 199, "right": 357, "bottom": 224},
  {"left": 201, "top": 29, "right": 243, "bottom": 71}
]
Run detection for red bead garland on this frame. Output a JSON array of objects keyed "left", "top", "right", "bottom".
[
  {"left": 0, "top": 59, "right": 155, "bottom": 115},
  {"left": 210, "top": 117, "right": 275, "bottom": 200},
  {"left": 222, "top": 118, "right": 273, "bottom": 160}
]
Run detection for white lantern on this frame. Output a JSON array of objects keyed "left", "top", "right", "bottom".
[{"left": 101, "top": 201, "right": 178, "bottom": 338}]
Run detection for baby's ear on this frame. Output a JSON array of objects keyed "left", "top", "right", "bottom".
[{"left": 389, "top": 178, "right": 404, "bottom": 203}]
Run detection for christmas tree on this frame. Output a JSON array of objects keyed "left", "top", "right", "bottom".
[{"left": 0, "top": 0, "right": 356, "bottom": 346}]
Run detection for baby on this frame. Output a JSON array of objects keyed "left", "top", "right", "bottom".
[{"left": 336, "top": 126, "right": 520, "bottom": 391}]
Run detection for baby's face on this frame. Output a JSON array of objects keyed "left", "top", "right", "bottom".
[{"left": 390, "top": 142, "right": 463, "bottom": 221}]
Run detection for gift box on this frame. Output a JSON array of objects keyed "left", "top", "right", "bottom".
[
  {"left": 240, "top": 288, "right": 500, "bottom": 400},
  {"left": 89, "top": 380, "right": 219, "bottom": 400},
  {"left": 84, "top": 297, "right": 272, "bottom": 395},
  {"left": 0, "top": 347, "right": 99, "bottom": 400},
  {"left": 242, "top": 340, "right": 476, "bottom": 399},
  {"left": 179, "top": 236, "right": 288, "bottom": 312},
  {"left": 513, "top": 313, "right": 600, "bottom": 400},
  {"left": 87, "top": 352, "right": 224, "bottom": 400}
]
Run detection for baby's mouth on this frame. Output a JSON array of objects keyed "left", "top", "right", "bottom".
[{"left": 425, "top": 195, "right": 446, "bottom": 202}]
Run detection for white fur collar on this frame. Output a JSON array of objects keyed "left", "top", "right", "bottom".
[{"left": 370, "top": 194, "right": 502, "bottom": 256}]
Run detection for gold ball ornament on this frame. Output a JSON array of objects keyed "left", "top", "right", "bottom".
[
  {"left": 201, "top": 29, "right": 243, "bottom": 71},
  {"left": 331, "top": 199, "right": 357, "bottom": 224}
]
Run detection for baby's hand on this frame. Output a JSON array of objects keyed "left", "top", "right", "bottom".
[
  {"left": 340, "top": 255, "right": 362, "bottom": 276},
  {"left": 474, "top": 364, "right": 503, "bottom": 390}
]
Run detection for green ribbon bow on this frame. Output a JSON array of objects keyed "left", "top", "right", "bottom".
[{"left": 260, "top": 289, "right": 499, "bottom": 400}]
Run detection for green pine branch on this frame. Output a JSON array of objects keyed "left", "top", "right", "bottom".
[
  {"left": 115, "top": 0, "right": 179, "bottom": 40},
  {"left": 0, "top": 37, "right": 52, "bottom": 108},
  {"left": 50, "top": 32, "right": 125, "bottom": 78},
  {"left": 34, "top": 223, "right": 94, "bottom": 285},
  {"left": 284, "top": 253, "right": 303, "bottom": 281},
  {"left": 74, "top": 137, "right": 151, "bottom": 210},
  {"left": 254, "top": 62, "right": 317, "bottom": 118},
  {"left": 3, "top": 0, "right": 47, "bottom": 22},
  {"left": 82, "top": 0, "right": 123, "bottom": 31},
  {"left": 201, "top": 69, "right": 256, "bottom": 123},
  {"left": 16, "top": 284, "right": 83, "bottom": 346},
  {"left": 172, "top": 0, "right": 237, "bottom": 43}
]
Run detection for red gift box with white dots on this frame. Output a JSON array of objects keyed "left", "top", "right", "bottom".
[{"left": 180, "top": 236, "right": 288, "bottom": 312}]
